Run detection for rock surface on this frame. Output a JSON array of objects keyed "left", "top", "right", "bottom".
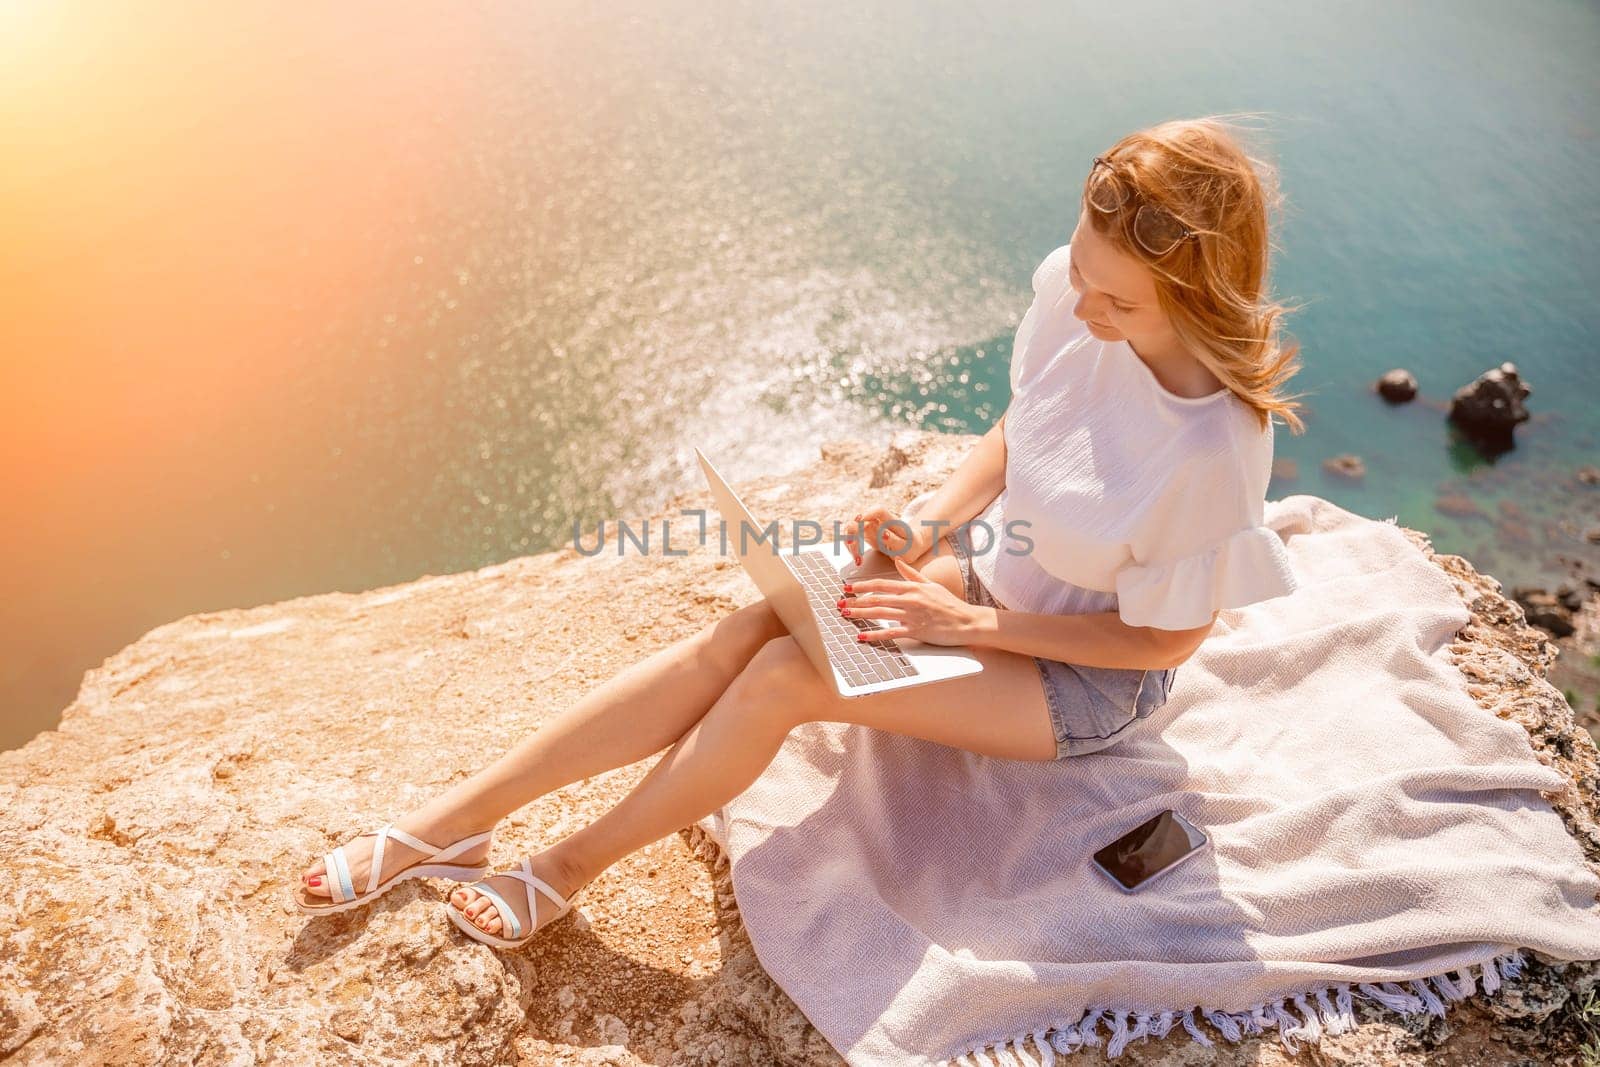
[{"left": 3, "top": 430, "right": 1599, "bottom": 1066}]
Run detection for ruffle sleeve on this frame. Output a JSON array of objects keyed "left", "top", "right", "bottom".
[{"left": 1114, "top": 522, "right": 1299, "bottom": 631}]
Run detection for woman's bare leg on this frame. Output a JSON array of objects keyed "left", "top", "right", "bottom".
[
  {"left": 297, "top": 598, "right": 788, "bottom": 903},
  {"left": 451, "top": 549, "right": 1059, "bottom": 937}
]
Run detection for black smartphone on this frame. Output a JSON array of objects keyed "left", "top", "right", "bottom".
[{"left": 1091, "top": 809, "right": 1208, "bottom": 893}]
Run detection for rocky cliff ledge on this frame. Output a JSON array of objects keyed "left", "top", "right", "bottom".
[{"left": 3, "top": 431, "right": 1598, "bottom": 1066}]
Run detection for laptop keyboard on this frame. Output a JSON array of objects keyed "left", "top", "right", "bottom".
[{"left": 788, "top": 551, "right": 919, "bottom": 687}]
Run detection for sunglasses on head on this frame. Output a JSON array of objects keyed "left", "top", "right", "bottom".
[{"left": 1084, "top": 156, "right": 1197, "bottom": 258}]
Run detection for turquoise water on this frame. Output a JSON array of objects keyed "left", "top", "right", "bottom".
[{"left": 3, "top": 0, "right": 1598, "bottom": 750}]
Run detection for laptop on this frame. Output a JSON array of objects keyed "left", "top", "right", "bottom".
[{"left": 695, "top": 447, "right": 984, "bottom": 698}]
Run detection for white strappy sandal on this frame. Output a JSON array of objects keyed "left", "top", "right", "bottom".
[
  {"left": 294, "top": 823, "right": 494, "bottom": 915},
  {"left": 446, "top": 856, "right": 585, "bottom": 949}
]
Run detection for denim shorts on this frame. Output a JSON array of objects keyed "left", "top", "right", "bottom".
[{"left": 942, "top": 533, "right": 1176, "bottom": 760}]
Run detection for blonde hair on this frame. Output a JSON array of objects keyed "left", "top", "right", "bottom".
[{"left": 1084, "top": 114, "right": 1308, "bottom": 434}]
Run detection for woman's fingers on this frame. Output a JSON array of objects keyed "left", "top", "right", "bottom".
[
  {"left": 842, "top": 577, "right": 915, "bottom": 595},
  {"left": 838, "top": 590, "right": 908, "bottom": 608},
  {"left": 857, "top": 626, "right": 912, "bottom": 642},
  {"left": 840, "top": 603, "right": 907, "bottom": 621},
  {"left": 841, "top": 507, "right": 911, "bottom": 564},
  {"left": 892, "top": 556, "right": 929, "bottom": 582}
]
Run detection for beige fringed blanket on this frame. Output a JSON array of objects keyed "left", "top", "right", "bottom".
[{"left": 690, "top": 494, "right": 1600, "bottom": 1065}]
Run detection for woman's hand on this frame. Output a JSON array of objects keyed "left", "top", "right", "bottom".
[
  {"left": 839, "top": 556, "right": 986, "bottom": 646},
  {"left": 840, "top": 506, "right": 928, "bottom": 567}
]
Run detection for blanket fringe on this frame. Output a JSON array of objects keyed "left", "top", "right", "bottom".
[{"left": 941, "top": 949, "right": 1528, "bottom": 1065}]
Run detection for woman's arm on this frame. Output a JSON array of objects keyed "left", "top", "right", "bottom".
[
  {"left": 965, "top": 606, "right": 1217, "bottom": 671},
  {"left": 847, "top": 559, "right": 1217, "bottom": 671},
  {"left": 898, "top": 414, "right": 1009, "bottom": 556}
]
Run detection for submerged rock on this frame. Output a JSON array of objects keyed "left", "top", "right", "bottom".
[
  {"left": 1323, "top": 453, "right": 1367, "bottom": 481},
  {"left": 1450, "top": 361, "right": 1532, "bottom": 449},
  {"left": 1, "top": 431, "right": 1597, "bottom": 1065},
  {"left": 1435, "top": 492, "right": 1487, "bottom": 520}
]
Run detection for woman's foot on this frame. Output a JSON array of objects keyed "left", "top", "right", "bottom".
[
  {"left": 295, "top": 815, "right": 493, "bottom": 907},
  {"left": 448, "top": 849, "right": 587, "bottom": 939}
]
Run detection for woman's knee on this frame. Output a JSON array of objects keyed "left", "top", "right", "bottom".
[
  {"left": 721, "top": 635, "right": 827, "bottom": 726},
  {"left": 694, "top": 598, "right": 787, "bottom": 676}
]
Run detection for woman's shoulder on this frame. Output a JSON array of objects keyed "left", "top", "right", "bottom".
[
  {"left": 1148, "top": 408, "right": 1275, "bottom": 530},
  {"left": 1010, "top": 243, "right": 1089, "bottom": 395},
  {"left": 1031, "top": 243, "right": 1074, "bottom": 297},
  {"left": 1150, "top": 380, "right": 1273, "bottom": 458}
]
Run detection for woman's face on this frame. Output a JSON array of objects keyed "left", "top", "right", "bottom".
[{"left": 1065, "top": 207, "right": 1166, "bottom": 344}]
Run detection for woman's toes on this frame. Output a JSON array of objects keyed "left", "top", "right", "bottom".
[
  {"left": 464, "top": 897, "right": 490, "bottom": 920},
  {"left": 483, "top": 914, "right": 502, "bottom": 934},
  {"left": 302, "top": 861, "right": 329, "bottom": 896},
  {"left": 450, "top": 887, "right": 474, "bottom": 910}
]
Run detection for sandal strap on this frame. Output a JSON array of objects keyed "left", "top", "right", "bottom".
[
  {"left": 471, "top": 881, "right": 525, "bottom": 940},
  {"left": 325, "top": 848, "right": 356, "bottom": 903},
  {"left": 365, "top": 823, "right": 444, "bottom": 895},
  {"left": 321, "top": 825, "right": 496, "bottom": 902},
  {"left": 366, "top": 829, "right": 389, "bottom": 896},
  {"left": 370, "top": 824, "right": 494, "bottom": 865},
  {"left": 374, "top": 823, "right": 438, "bottom": 856},
  {"left": 339, "top": 825, "right": 494, "bottom": 898},
  {"left": 503, "top": 857, "right": 573, "bottom": 916},
  {"left": 429, "top": 829, "right": 494, "bottom": 865}
]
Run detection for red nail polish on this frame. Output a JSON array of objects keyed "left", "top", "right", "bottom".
[
  {"left": 309, "top": 877, "right": 321, "bottom": 885},
  {"left": 856, "top": 634, "right": 865, "bottom": 641},
  {"left": 843, "top": 583, "right": 852, "bottom": 593}
]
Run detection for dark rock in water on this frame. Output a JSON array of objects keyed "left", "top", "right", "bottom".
[
  {"left": 1323, "top": 453, "right": 1366, "bottom": 481},
  {"left": 1587, "top": 526, "right": 1600, "bottom": 545},
  {"left": 1272, "top": 457, "right": 1299, "bottom": 482},
  {"left": 1375, "top": 368, "right": 1418, "bottom": 403},
  {"left": 1512, "top": 586, "right": 1577, "bottom": 639},
  {"left": 1578, "top": 465, "right": 1600, "bottom": 488},
  {"left": 1449, "top": 362, "right": 1532, "bottom": 448}
]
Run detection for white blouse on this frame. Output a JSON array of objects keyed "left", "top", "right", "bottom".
[{"left": 904, "top": 242, "right": 1299, "bottom": 631}]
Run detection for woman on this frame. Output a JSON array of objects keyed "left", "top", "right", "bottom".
[{"left": 294, "top": 115, "right": 1306, "bottom": 949}]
